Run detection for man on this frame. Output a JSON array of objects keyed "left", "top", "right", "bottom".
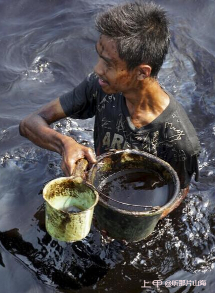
[{"left": 19, "top": 2, "right": 201, "bottom": 205}]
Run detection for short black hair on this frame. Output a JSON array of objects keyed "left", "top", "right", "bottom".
[{"left": 95, "top": 1, "right": 170, "bottom": 76}]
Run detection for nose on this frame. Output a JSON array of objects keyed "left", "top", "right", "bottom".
[{"left": 94, "top": 58, "right": 104, "bottom": 77}]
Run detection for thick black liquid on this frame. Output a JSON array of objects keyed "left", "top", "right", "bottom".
[{"left": 98, "top": 169, "right": 173, "bottom": 212}]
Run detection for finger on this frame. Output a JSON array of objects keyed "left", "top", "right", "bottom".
[
  {"left": 84, "top": 148, "right": 97, "bottom": 164},
  {"left": 61, "top": 160, "right": 69, "bottom": 176},
  {"left": 61, "top": 159, "right": 74, "bottom": 177},
  {"left": 67, "top": 159, "right": 77, "bottom": 176}
]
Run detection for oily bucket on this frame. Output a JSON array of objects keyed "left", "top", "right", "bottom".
[
  {"left": 87, "top": 149, "right": 180, "bottom": 242},
  {"left": 43, "top": 161, "right": 99, "bottom": 242}
]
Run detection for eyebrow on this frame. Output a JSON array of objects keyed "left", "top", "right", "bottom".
[{"left": 95, "top": 43, "right": 113, "bottom": 65}]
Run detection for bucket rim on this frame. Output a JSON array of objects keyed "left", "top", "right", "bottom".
[
  {"left": 88, "top": 149, "right": 181, "bottom": 216},
  {"left": 43, "top": 176, "right": 99, "bottom": 213}
]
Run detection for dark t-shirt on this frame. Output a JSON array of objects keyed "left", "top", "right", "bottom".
[{"left": 60, "top": 72, "right": 201, "bottom": 189}]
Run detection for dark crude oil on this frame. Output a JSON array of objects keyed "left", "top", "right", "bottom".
[{"left": 98, "top": 169, "right": 173, "bottom": 211}]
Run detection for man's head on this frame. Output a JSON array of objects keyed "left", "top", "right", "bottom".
[{"left": 95, "top": 1, "right": 170, "bottom": 78}]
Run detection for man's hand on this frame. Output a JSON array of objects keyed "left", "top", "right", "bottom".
[{"left": 61, "top": 136, "right": 97, "bottom": 176}]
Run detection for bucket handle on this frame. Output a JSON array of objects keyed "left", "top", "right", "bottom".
[
  {"left": 98, "top": 190, "right": 160, "bottom": 211},
  {"left": 73, "top": 159, "right": 160, "bottom": 212},
  {"left": 72, "top": 158, "right": 89, "bottom": 179}
]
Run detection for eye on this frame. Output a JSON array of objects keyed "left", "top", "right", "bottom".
[{"left": 104, "top": 61, "right": 112, "bottom": 69}]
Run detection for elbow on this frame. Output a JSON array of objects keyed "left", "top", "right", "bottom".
[
  {"left": 19, "top": 114, "right": 33, "bottom": 137},
  {"left": 19, "top": 118, "right": 27, "bottom": 137}
]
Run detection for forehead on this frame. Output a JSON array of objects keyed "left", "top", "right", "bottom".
[{"left": 96, "top": 35, "right": 123, "bottom": 65}]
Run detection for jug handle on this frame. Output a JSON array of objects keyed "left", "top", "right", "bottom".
[{"left": 73, "top": 158, "right": 89, "bottom": 179}]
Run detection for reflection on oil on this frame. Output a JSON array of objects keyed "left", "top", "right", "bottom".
[
  {"left": 0, "top": 0, "right": 215, "bottom": 291},
  {"left": 0, "top": 143, "right": 214, "bottom": 292}
]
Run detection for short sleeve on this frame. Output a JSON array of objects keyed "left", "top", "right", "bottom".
[
  {"left": 59, "top": 73, "right": 98, "bottom": 119},
  {"left": 169, "top": 153, "right": 200, "bottom": 189}
]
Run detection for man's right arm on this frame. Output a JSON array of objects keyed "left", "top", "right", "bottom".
[{"left": 19, "top": 97, "right": 96, "bottom": 176}]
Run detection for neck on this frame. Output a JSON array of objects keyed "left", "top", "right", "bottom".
[{"left": 123, "top": 78, "right": 170, "bottom": 127}]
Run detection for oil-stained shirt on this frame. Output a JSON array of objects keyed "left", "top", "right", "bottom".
[{"left": 59, "top": 72, "right": 201, "bottom": 189}]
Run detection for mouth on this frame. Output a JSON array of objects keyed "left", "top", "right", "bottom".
[{"left": 98, "top": 77, "right": 109, "bottom": 87}]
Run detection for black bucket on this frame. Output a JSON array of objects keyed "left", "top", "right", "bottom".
[{"left": 87, "top": 150, "right": 180, "bottom": 242}]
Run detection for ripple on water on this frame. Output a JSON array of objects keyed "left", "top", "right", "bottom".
[
  {"left": 0, "top": 0, "right": 215, "bottom": 292},
  {"left": 23, "top": 56, "right": 54, "bottom": 83},
  {"left": 52, "top": 117, "right": 94, "bottom": 148},
  {"left": 0, "top": 140, "right": 215, "bottom": 291},
  {"left": 128, "top": 192, "right": 215, "bottom": 276}
]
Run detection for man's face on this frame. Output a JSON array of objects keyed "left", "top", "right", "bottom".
[{"left": 94, "top": 35, "right": 138, "bottom": 95}]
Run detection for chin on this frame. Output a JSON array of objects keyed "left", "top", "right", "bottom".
[
  {"left": 101, "top": 86, "right": 119, "bottom": 95},
  {"left": 102, "top": 89, "right": 114, "bottom": 94}
]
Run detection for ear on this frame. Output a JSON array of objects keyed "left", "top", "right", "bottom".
[{"left": 136, "top": 65, "right": 152, "bottom": 80}]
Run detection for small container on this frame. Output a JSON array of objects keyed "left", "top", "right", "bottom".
[{"left": 43, "top": 162, "right": 99, "bottom": 242}]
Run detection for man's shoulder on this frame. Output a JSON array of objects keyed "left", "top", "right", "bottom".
[{"left": 164, "top": 97, "right": 201, "bottom": 155}]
